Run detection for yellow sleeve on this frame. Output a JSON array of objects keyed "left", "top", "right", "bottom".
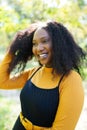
[
  {"left": 44, "top": 71, "right": 84, "bottom": 130},
  {"left": 0, "top": 53, "right": 35, "bottom": 89}
]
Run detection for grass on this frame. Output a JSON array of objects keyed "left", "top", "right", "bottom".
[{"left": 0, "top": 95, "right": 20, "bottom": 130}]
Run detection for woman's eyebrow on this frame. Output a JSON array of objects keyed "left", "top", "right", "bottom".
[{"left": 33, "top": 36, "right": 49, "bottom": 42}]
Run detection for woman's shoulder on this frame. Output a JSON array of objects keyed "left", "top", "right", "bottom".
[
  {"left": 59, "top": 70, "right": 83, "bottom": 92},
  {"left": 69, "top": 70, "right": 82, "bottom": 80},
  {"left": 65, "top": 70, "right": 82, "bottom": 81}
]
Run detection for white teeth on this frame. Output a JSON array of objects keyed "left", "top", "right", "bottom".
[{"left": 39, "top": 54, "right": 47, "bottom": 58}]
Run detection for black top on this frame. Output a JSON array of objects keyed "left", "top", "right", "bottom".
[{"left": 20, "top": 68, "right": 64, "bottom": 127}]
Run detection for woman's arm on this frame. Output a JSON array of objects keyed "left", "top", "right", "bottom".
[
  {"left": 44, "top": 71, "right": 84, "bottom": 130},
  {"left": 0, "top": 53, "right": 33, "bottom": 89}
]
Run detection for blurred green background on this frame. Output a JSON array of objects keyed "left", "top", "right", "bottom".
[{"left": 0, "top": 0, "right": 87, "bottom": 130}]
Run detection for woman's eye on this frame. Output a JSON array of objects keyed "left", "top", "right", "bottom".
[
  {"left": 33, "top": 43, "right": 37, "bottom": 46},
  {"left": 42, "top": 39, "right": 48, "bottom": 43},
  {"left": 43, "top": 40, "right": 46, "bottom": 43}
]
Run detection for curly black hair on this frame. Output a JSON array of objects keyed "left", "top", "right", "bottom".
[{"left": 8, "top": 21, "right": 86, "bottom": 75}]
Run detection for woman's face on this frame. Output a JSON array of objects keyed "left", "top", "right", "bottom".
[{"left": 32, "top": 28, "right": 53, "bottom": 67}]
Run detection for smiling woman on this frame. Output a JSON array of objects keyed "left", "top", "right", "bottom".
[{"left": 0, "top": 21, "right": 86, "bottom": 130}]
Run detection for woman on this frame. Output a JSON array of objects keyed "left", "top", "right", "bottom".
[{"left": 0, "top": 21, "right": 86, "bottom": 130}]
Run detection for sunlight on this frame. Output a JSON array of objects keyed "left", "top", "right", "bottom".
[{"left": 43, "top": 0, "right": 67, "bottom": 7}]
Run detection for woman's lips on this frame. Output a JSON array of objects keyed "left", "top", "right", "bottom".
[{"left": 39, "top": 53, "right": 48, "bottom": 59}]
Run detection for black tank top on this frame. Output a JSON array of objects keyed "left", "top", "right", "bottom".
[{"left": 20, "top": 67, "right": 64, "bottom": 127}]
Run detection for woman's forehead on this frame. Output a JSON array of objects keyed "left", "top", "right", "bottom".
[{"left": 33, "top": 28, "right": 49, "bottom": 40}]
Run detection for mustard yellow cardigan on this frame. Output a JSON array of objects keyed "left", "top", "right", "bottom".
[{"left": 0, "top": 53, "right": 84, "bottom": 130}]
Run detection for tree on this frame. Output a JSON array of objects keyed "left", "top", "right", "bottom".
[{"left": 0, "top": 0, "right": 87, "bottom": 51}]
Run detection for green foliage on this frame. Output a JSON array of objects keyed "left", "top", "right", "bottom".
[{"left": 0, "top": 0, "right": 87, "bottom": 48}]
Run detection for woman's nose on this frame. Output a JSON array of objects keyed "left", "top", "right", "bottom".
[{"left": 37, "top": 43, "right": 44, "bottom": 51}]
